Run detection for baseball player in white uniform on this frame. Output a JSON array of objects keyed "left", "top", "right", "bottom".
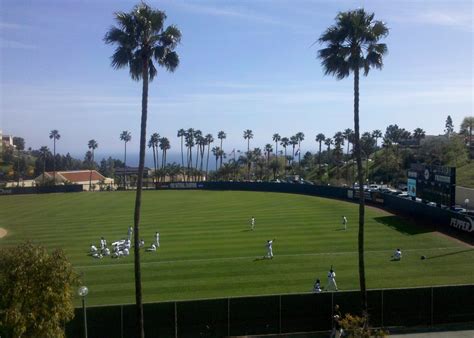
[
  {"left": 327, "top": 268, "right": 338, "bottom": 291},
  {"left": 266, "top": 239, "right": 274, "bottom": 259}
]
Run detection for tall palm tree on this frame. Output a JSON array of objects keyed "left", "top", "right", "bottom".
[
  {"left": 87, "top": 139, "right": 98, "bottom": 191},
  {"left": 185, "top": 129, "right": 194, "bottom": 180},
  {"left": 148, "top": 133, "right": 160, "bottom": 184},
  {"left": 217, "top": 131, "right": 226, "bottom": 168},
  {"left": 264, "top": 144, "right": 273, "bottom": 164},
  {"left": 205, "top": 134, "right": 214, "bottom": 176},
  {"left": 295, "top": 132, "right": 305, "bottom": 164},
  {"left": 324, "top": 137, "right": 333, "bottom": 175},
  {"left": 372, "top": 129, "right": 382, "bottom": 148},
  {"left": 120, "top": 131, "right": 132, "bottom": 188},
  {"left": 177, "top": 128, "right": 186, "bottom": 169},
  {"left": 272, "top": 133, "right": 281, "bottom": 161},
  {"left": 194, "top": 130, "right": 203, "bottom": 169},
  {"left": 290, "top": 135, "right": 298, "bottom": 164},
  {"left": 316, "top": 133, "right": 326, "bottom": 171},
  {"left": 49, "top": 130, "right": 60, "bottom": 184},
  {"left": 212, "top": 146, "right": 222, "bottom": 171},
  {"left": 333, "top": 132, "right": 345, "bottom": 178},
  {"left": 159, "top": 137, "right": 170, "bottom": 169},
  {"left": 39, "top": 146, "right": 50, "bottom": 185},
  {"left": 243, "top": 130, "right": 253, "bottom": 179},
  {"left": 105, "top": 3, "right": 181, "bottom": 336},
  {"left": 280, "top": 137, "right": 289, "bottom": 168},
  {"left": 318, "top": 8, "right": 388, "bottom": 318},
  {"left": 198, "top": 135, "right": 207, "bottom": 174},
  {"left": 243, "top": 129, "right": 253, "bottom": 153},
  {"left": 343, "top": 128, "right": 354, "bottom": 155}
]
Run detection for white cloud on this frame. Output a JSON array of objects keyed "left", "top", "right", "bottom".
[
  {"left": 0, "top": 38, "right": 36, "bottom": 49},
  {"left": 0, "top": 21, "right": 26, "bottom": 29},
  {"left": 389, "top": 8, "right": 473, "bottom": 32}
]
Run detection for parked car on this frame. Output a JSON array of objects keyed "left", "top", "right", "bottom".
[{"left": 451, "top": 206, "right": 467, "bottom": 213}]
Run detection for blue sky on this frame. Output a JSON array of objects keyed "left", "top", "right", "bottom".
[{"left": 1, "top": 0, "right": 472, "bottom": 163}]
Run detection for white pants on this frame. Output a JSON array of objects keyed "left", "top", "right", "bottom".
[
  {"left": 327, "top": 279, "right": 338, "bottom": 291},
  {"left": 267, "top": 248, "right": 273, "bottom": 258}
]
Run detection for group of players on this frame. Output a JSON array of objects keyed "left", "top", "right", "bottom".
[
  {"left": 89, "top": 226, "right": 161, "bottom": 259},
  {"left": 251, "top": 215, "right": 402, "bottom": 293},
  {"left": 89, "top": 215, "right": 402, "bottom": 292}
]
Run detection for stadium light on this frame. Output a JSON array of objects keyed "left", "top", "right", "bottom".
[{"left": 78, "top": 286, "right": 89, "bottom": 338}]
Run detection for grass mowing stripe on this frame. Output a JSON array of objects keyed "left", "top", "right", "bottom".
[
  {"left": 1, "top": 190, "right": 473, "bottom": 305},
  {"left": 75, "top": 246, "right": 465, "bottom": 269}
]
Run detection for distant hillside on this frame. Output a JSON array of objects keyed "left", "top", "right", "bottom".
[{"left": 457, "top": 161, "right": 474, "bottom": 189}]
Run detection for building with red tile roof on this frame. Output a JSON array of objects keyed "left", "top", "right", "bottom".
[{"left": 34, "top": 170, "right": 114, "bottom": 191}]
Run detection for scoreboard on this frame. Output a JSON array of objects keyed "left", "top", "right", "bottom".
[{"left": 407, "top": 164, "right": 456, "bottom": 206}]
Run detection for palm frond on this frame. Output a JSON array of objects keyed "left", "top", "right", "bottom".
[
  {"left": 111, "top": 46, "right": 132, "bottom": 69},
  {"left": 148, "top": 9, "right": 166, "bottom": 33},
  {"left": 160, "top": 25, "right": 182, "bottom": 49},
  {"left": 371, "top": 21, "right": 389, "bottom": 39},
  {"left": 160, "top": 51, "right": 179, "bottom": 72},
  {"left": 153, "top": 45, "right": 166, "bottom": 61},
  {"left": 129, "top": 54, "right": 143, "bottom": 81},
  {"left": 115, "top": 12, "right": 137, "bottom": 38},
  {"left": 104, "top": 27, "right": 136, "bottom": 49},
  {"left": 149, "top": 61, "right": 157, "bottom": 80}
]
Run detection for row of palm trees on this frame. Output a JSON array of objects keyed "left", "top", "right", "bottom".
[{"left": 40, "top": 123, "right": 427, "bottom": 191}]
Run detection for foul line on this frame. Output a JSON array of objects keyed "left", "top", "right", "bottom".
[{"left": 75, "top": 246, "right": 465, "bottom": 270}]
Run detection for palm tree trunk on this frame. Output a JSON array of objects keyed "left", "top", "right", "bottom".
[
  {"left": 152, "top": 145, "right": 157, "bottom": 187},
  {"left": 189, "top": 147, "right": 193, "bottom": 171},
  {"left": 89, "top": 151, "right": 93, "bottom": 191},
  {"left": 298, "top": 141, "right": 301, "bottom": 164},
  {"left": 132, "top": 58, "right": 148, "bottom": 338},
  {"left": 353, "top": 66, "right": 367, "bottom": 319},
  {"left": 124, "top": 142, "right": 127, "bottom": 189},
  {"left": 206, "top": 144, "right": 210, "bottom": 177},
  {"left": 195, "top": 146, "right": 199, "bottom": 169},
  {"left": 318, "top": 142, "right": 322, "bottom": 172},
  {"left": 220, "top": 139, "right": 223, "bottom": 168},
  {"left": 53, "top": 140, "right": 56, "bottom": 185},
  {"left": 43, "top": 159, "right": 46, "bottom": 185},
  {"left": 180, "top": 136, "right": 184, "bottom": 169}
]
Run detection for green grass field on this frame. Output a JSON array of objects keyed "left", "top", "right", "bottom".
[{"left": 1, "top": 190, "right": 473, "bottom": 306}]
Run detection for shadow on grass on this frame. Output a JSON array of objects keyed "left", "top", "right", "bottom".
[
  {"left": 374, "top": 216, "right": 432, "bottom": 235},
  {"left": 426, "top": 248, "right": 474, "bottom": 260}
]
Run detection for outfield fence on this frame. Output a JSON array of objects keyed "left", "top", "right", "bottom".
[
  {"left": 0, "top": 184, "right": 83, "bottom": 195},
  {"left": 66, "top": 285, "right": 474, "bottom": 337}
]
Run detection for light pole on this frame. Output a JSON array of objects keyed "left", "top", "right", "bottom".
[{"left": 78, "top": 286, "right": 89, "bottom": 338}]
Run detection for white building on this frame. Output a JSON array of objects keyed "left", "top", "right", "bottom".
[{"left": 34, "top": 170, "right": 115, "bottom": 191}]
